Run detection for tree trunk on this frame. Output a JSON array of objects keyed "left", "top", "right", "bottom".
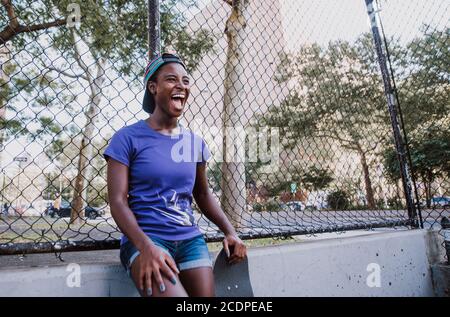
[
  {"left": 0, "top": 43, "right": 11, "bottom": 205},
  {"left": 0, "top": 43, "right": 11, "bottom": 167},
  {"left": 221, "top": 0, "right": 250, "bottom": 229},
  {"left": 359, "top": 149, "right": 376, "bottom": 209},
  {"left": 70, "top": 58, "right": 106, "bottom": 225},
  {"left": 425, "top": 170, "right": 432, "bottom": 208},
  {"left": 395, "top": 179, "right": 401, "bottom": 206},
  {"left": 423, "top": 181, "right": 430, "bottom": 208}
]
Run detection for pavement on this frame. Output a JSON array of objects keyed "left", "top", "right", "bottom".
[{"left": 0, "top": 208, "right": 447, "bottom": 251}]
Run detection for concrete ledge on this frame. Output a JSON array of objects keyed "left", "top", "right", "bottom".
[
  {"left": 430, "top": 264, "right": 450, "bottom": 297},
  {"left": 248, "top": 230, "right": 434, "bottom": 296},
  {"left": 0, "top": 229, "right": 441, "bottom": 296}
]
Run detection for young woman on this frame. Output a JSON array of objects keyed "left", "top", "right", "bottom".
[{"left": 104, "top": 53, "right": 247, "bottom": 297}]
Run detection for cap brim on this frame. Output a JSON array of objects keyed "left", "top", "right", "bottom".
[{"left": 143, "top": 88, "right": 155, "bottom": 113}]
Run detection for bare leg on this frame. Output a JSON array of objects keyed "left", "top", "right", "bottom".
[
  {"left": 179, "top": 267, "right": 215, "bottom": 297},
  {"left": 130, "top": 254, "right": 188, "bottom": 297}
]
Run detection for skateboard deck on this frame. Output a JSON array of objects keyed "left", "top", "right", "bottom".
[{"left": 213, "top": 248, "right": 254, "bottom": 297}]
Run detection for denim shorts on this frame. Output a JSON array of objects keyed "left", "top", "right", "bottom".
[{"left": 120, "top": 234, "right": 212, "bottom": 276}]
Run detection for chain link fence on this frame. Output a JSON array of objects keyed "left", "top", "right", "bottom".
[
  {"left": 374, "top": 0, "right": 449, "bottom": 261},
  {"left": 0, "top": 0, "right": 447, "bottom": 259}
]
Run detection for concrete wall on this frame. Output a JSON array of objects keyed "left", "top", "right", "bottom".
[
  {"left": 431, "top": 264, "right": 450, "bottom": 297},
  {"left": 0, "top": 229, "right": 444, "bottom": 297},
  {"left": 249, "top": 230, "right": 436, "bottom": 296}
]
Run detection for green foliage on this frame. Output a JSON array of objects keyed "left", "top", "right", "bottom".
[
  {"left": 161, "top": 0, "right": 217, "bottom": 72},
  {"left": 265, "top": 200, "right": 281, "bottom": 212},
  {"left": 252, "top": 200, "right": 281, "bottom": 213},
  {"left": 252, "top": 202, "right": 263, "bottom": 212},
  {"left": 300, "top": 166, "right": 333, "bottom": 191},
  {"left": 381, "top": 28, "right": 449, "bottom": 207},
  {"left": 2, "top": 0, "right": 216, "bottom": 152},
  {"left": 397, "top": 27, "right": 449, "bottom": 135},
  {"left": 383, "top": 126, "right": 449, "bottom": 184},
  {"left": 327, "top": 190, "right": 350, "bottom": 210},
  {"left": 207, "top": 162, "right": 222, "bottom": 193},
  {"left": 386, "top": 197, "right": 405, "bottom": 210},
  {"left": 249, "top": 164, "right": 333, "bottom": 197},
  {"left": 6, "top": 0, "right": 216, "bottom": 77},
  {"left": 268, "top": 34, "right": 394, "bottom": 151},
  {"left": 411, "top": 127, "right": 450, "bottom": 178},
  {"left": 382, "top": 125, "right": 449, "bottom": 207},
  {"left": 382, "top": 147, "right": 401, "bottom": 184},
  {"left": 42, "top": 172, "right": 72, "bottom": 201}
]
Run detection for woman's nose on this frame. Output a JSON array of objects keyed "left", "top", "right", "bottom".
[{"left": 177, "top": 79, "right": 188, "bottom": 89}]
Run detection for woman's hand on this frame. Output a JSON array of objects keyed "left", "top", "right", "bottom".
[
  {"left": 223, "top": 233, "right": 247, "bottom": 265},
  {"left": 136, "top": 243, "right": 179, "bottom": 296}
]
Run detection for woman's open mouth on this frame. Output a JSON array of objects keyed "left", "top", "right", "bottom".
[{"left": 170, "top": 93, "right": 186, "bottom": 111}]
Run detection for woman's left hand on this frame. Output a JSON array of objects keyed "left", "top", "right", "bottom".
[{"left": 223, "top": 233, "right": 247, "bottom": 265}]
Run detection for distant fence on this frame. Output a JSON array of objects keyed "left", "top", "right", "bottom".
[{"left": 0, "top": 0, "right": 448, "bottom": 258}]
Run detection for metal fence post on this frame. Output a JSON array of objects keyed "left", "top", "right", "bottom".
[
  {"left": 148, "top": 0, "right": 161, "bottom": 60},
  {"left": 364, "top": 0, "right": 418, "bottom": 227}
]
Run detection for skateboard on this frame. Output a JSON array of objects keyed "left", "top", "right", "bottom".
[{"left": 213, "top": 248, "right": 254, "bottom": 297}]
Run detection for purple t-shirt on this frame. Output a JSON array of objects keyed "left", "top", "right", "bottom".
[{"left": 103, "top": 119, "right": 211, "bottom": 244}]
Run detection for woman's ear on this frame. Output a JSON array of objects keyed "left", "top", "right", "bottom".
[{"left": 148, "top": 81, "right": 156, "bottom": 95}]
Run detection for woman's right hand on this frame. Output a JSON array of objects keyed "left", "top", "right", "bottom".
[{"left": 136, "top": 243, "right": 180, "bottom": 296}]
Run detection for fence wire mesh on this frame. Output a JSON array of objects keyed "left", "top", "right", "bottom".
[{"left": 0, "top": 0, "right": 448, "bottom": 258}]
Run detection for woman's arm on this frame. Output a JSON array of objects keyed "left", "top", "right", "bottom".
[
  {"left": 107, "top": 159, "right": 153, "bottom": 252},
  {"left": 193, "top": 162, "right": 247, "bottom": 264},
  {"left": 107, "top": 158, "right": 179, "bottom": 294}
]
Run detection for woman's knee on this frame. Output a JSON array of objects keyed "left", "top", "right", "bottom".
[{"left": 130, "top": 255, "right": 188, "bottom": 297}]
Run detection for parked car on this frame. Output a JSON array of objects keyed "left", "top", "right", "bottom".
[
  {"left": 285, "top": 201, "right": 305, "bottom": 211},
  {"left": 431, "top": 196, "right": 450, "bottom": 208},
  {"left": 306, "top": 190, "right": 329, "bottom": 210},
  {"left": 49, "top": 200, "right": 105, "bottom": 219},
  {"left": 85, "top": 205, "right": 105, "bottom": 219}
]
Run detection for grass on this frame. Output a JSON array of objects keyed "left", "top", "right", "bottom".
[
  {"left": 0, "top": 231, "right": 62, "bottom": 244},
  {"left": 207, "top": 236, "right": 303, "bottom": 252},
  {"left": 1, "top": 216, "right": 307, "bottom": 250}
]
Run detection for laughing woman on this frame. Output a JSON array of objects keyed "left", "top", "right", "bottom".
[{"left": 103, "top": 53, "right": 247, "bottom": 297}]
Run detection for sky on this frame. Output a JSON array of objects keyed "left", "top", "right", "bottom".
[
  {"left": 280, "top": 0, "right": 448, "bottom": 49},
  {"left": 1, "top": 0, "right": 448, "bottom": 175}
]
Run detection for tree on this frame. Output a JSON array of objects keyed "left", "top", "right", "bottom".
[
  {"left": 327, "top": 190, "right": 350, "bottom": 210},
  {"left": 207, "top": 161, "right": 222, "bottom": 194},
  {"left": 2, "top": 0, "right": 215, "bottom": 224},
  {"left": 382, "top": 146, "right": 403, "bottom": 200},
  {"left": 268, "top": 166, "right": 333, "bottom": 198},
  {"left": 85, "top": 136, "right": 108, "bottom": 207},
  {"left": 1, "top": 0, "right": 79, "bottom": 212},
  {"left": 383, "top": 27, "right": 449, "bottom": 207},
  {"left": 0, "top": 44, "right": 72, "bottom": 210},
  {"left": 301, "top": 166, "right": 333, "bottom": 192},
  {"left": 397, "top": 27, "right": 449, "bottom": 133},
  {"left": 221, "top": 0, "right": 250, "bottom": 228},
  {"left": 264, "top": 34, "right": 398, "bottom": 209},
  {"left": 383, "top": 126, "right": 450, "bottom": 207},
  {"left": 0, "top": 0, "right": 70, "bottom": 45},
  {"left": 43, "top": 123, "right": 82, "bottom": 203},
  {"left": 43, "top": 128, "right": 113, "bottom": 207},
  {"left": 0, "top": 45, "right": 28, "bottom": 163}
]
